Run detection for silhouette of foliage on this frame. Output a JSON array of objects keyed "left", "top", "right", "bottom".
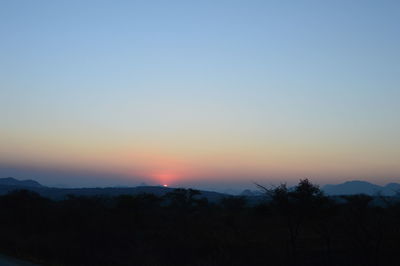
[{"left": 0, "top": 181, "right": 399, "bottom": 266}]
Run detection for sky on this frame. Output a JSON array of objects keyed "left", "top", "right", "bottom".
[{"left": 1, "top": 0, "right": 399, "bottom": 191}]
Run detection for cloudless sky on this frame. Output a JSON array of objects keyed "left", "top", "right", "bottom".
[{"left": 1, "top": 0, "right": 399, "bottom": 190}]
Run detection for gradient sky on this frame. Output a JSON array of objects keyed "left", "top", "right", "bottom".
[{"left": 1, "top": 0, "right": 399, "bottom": 190}]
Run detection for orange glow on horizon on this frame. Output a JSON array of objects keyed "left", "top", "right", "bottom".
[{"left": 151, "top": 172, "right": 180, "bottom": 186}]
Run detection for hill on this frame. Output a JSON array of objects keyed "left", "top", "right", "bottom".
[
  {"left": 323, "top": 180, "right": 400, "bottom": 196},
  {"left": 0, "top": 177, "right": 43, "bottom": 188},
  {"left": 0, "top": 178, "right": 227, "bottom": 202}
]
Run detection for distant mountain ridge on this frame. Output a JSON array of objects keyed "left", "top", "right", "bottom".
[
  {"left": 0, "top": 177, "right": 227, "bottom": 202},
  {"left": 0, "top": 177, "right": 43, "bottom": 188},
  {"left": 240, "top": 180, "right": 400, "bottom": 197},
  {"left": 322, "top": 180, "right": 400, "bottom": 196},
  {"left": 1, "top": 177, "right": 399, "bottom": 198}
]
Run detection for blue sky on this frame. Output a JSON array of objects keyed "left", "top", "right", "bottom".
[{"left": 1, "top": 0, "right": 399, "bottom": 189}]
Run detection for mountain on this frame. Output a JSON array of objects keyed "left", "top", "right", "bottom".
[
  {"left": 0, "top": 178, "right": 227, "bottom": 202},
  {"left": 323, "top": 180, "right": 400, "bottom": 196},
  {"left": 0, "top": 177, "right": 43, "bottom": 188},
  {"left": 384, "top": 183, "right": 400, "bottom": 195},
  {"left": 240, "top": 189, "right": 264, "bottom": 197},
  {"left": 1, "top": 177, "right": 399, "bottom": 199}
]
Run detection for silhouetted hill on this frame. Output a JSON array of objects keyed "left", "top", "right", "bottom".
[
  {"left": 0, "top": 177, "right": 43, "bottom": 188},
  {"left": 323, "top": 180, "right": 400, "bottom": 196},
  {"left": 0, "top": 178, "right": 227, "bottom": 202},
  {"left": 240, "top": 189, "right": 264, "bottom": 196},
  {"left": 2, "top": 177, "right": 399, "bottom": 200},
  {"left": 385, "top": 183, "right": 400, "bottom": 193}
]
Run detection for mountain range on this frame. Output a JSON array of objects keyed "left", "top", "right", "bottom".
[
  {"left": 322, "top": 180, "right": 400, "bottom": 196},
  {"left": 240, "top": 180, "right": 400, "bottom": 196},
  {"left": 0, "top": 177, "right": 226, "bottom": 202},
  {"left": 0, "top": 177, "right": 43, "bottom": 188},
  {"left": 0, "top": 177, "right": 399, "bottom": 199}
]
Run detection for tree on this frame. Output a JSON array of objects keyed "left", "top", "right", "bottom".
[
  {"left": 257, "top": 179, "right": 328, "bottom": 263},
  {"left": 164, "top": 188, "right": 202, "bottom": 209}
]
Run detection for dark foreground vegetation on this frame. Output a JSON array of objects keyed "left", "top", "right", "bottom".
[{"left": 0, "top": 179, "right": 399, "bottom": 266}]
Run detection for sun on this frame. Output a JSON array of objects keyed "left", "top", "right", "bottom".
[{"left": 151, "top": 171, "right": 179, "bottom": 187}]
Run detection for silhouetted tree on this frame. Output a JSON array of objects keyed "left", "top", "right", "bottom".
[
  {"left": 0, "top": 182, "right": 400, "bottom": 266},
  {"left": 257, "top": 179, "right": 328, "bottom": 264},
  {"left": 165, "top": 188, "right": 202, "bottom": 209}
]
